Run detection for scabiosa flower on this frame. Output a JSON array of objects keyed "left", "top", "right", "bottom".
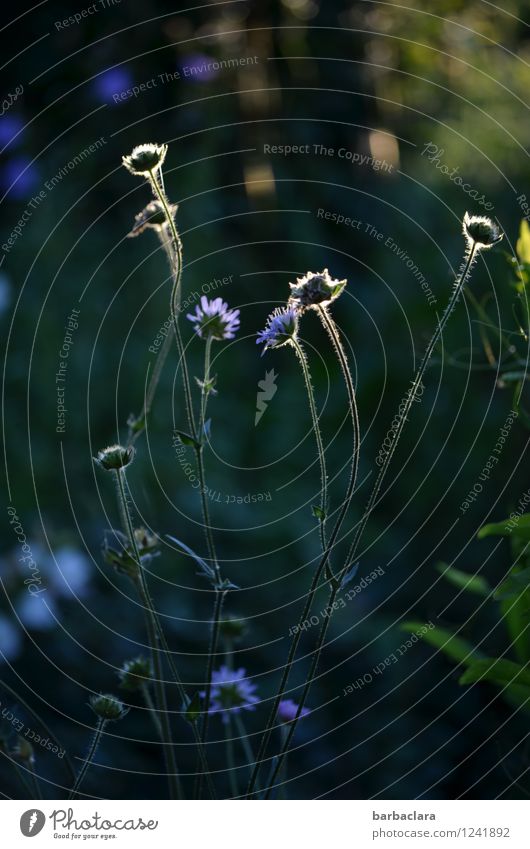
[
  {"left": 118, "top": 656, "right": 153, "bottom": 691},
  {"left": 187, "top": 296, "right": 240, "bottom": 341},
  {"left": 94, "top": 444, "right": 135, "bottom": 471},
  {"left": 288, "top": 268, "right": 347, "bottom": 310},
  {"left": 90, "top": 693, "right": 128, "bottom": 722},
  {"left": 256, "top": 305, "right": 299, "bottom": 355},
  {"left": 462, "top": 212, "right": 503, "bottom": 251},
  {"left": 204, "top": 666, "right": 259, "bottom": 722},
  {"left": 277, "top": 699, "right": 310, "bottom": 723},
  {"left": 122, "top": 143, "right": 168, "bottom": 177},
  {"left": 127, "top": 199, "right": 177, "bottom": 237}
]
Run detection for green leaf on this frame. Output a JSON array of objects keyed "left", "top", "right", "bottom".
[
  {"left": 166, "top": 534, "right": 216, "bottom": 583},
  {"left": 494, "top": 569, "right": 530, "bottom": 601},
  {"left": 478, "top": 513, "right": 530, "bottom": 542},
  {"left": 400, "top": 622, "right": 481, "bottom": 665},
  {"left": 174, "top": 430, "right": 200, "bottom": 449},
  {"left": 516, "top": 219, "right": 530, "bottom": 264},
  {"left": 311, "top": 504, "right": 326, "bottom": 521},
  {"left": 184, "top": 691, "right": 202, "bottom": 724},
  {"left": 459, "top": 657, "right": 530, "bottom": 688},
  {"left": 436, "top": 563, "right": 491, "bottom": 597}
]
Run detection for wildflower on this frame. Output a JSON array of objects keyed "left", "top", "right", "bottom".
[
  {"left": 219, "top": 616, "right": 247, "bottom": 641},
  {"left": 462, "top": 212, "right": 503, "bottom": 251},
  {"left": 204, "top": 666, "right": 259, "bottom": 722},
  {"left": 94, "top": 444, "right": 135, "bottom": 471},
  {"left": 256, "top": 305, "right": 298, "bottom": 354},
  {"left": 277, "top": 699, "right": 310, "bottom": 723},
  {"left": 90, "top": 693, "right": 128, "bottom": 722},
  {"left": 127, "top": 199, "right": 177, "bottom": 237},
  {"left": 122, "top": 143, "right": 168, "bottom": 177},
  {"left": 288, "top": 268, "right": 347, "bottom": 310},
  {"left": 187, "top": 296, "right": 240, "bottom": 341},
  {"left": 118, "top": 656, "right": 153, "bottom": 691}
]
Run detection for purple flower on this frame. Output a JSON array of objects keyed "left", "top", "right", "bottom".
[
  {"left": 0, "top": 115, "right": 24, "bottom": 150},
  {"left": 277, "top": 699, "right": 310, "bottom": 723},
  {"left": 180, "top": 53, "right": 219, "bottom": 83},
  {"left": 256, "top": 305, "right": 298, "bottom": 354},
  {"left": 203, "top": 666, "right": 259, "bottom": 722},
  {"left": 93, "top": 66, "right": 132, "bottom": 103},
  {"left": 2, "top": 156, "right": 39, "bottom": 199},
  {"left": 187, "top": 296, "right": 240, "bottom": 341}
]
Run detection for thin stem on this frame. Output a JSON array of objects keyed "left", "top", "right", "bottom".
[
  {"left": 141, "top": 682, "right": 163, "bottom": 739},
  {"left": 224, "top": 716, "right": 239, "bottom": 798},
  {"left": 194, "top": 589, "right": 225, "bottom": 800},
  {"left": 342, "top": 243, "right": 478, "bottom": 581},
  {"left": 116, "top": 469, "right": 182, "bottom": 801},
  {"left": 245, "top": 306, "right": 361, "bottom": 798},
  {"left": 28, "top": 763, "right": 42, "bottom": 800},
  {"left": 263, "top": 243, "right": 481, "bottom": 798},
  {"left": 128, "top": 325, "right": 175, "bottom": 447},
  {"left": 292, "top": 338, "right": 328, "bottom": 553},
  {"left": 69, "top": 718, "right": 106, "bottom": 799},
  {"left": 116, "top": 469, "right": 216, "bottom": 799},
  {"left": 234, "top": 714, "right": 256, "bottom": 781},
  {"left": 148, "top": 170, "right": 196, "bottom": 438}
]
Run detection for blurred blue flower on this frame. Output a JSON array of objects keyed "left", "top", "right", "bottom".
[
  {"left": 0, "top": 614, "right": 21, "bottom": 662},
  {"left": 16, "top": 592, "right": 57, "bottom": 631},
  {"left": 0, "top": 115, "right": 24, "bottom": 150},
  {"left": 180, "top": 53, "right": 219, "bottom": 83},
  {"left": 204, "top": 666, "right": 259, "bottom": 722},
  {"left": 2, "top": 156, "right": 39, "bottom": 199},
  {"left": 93, "top": 66, "right": 132, "bottom": 103},
  {"left": 277, "top": 698, "right": 310, "bottom": 722}
]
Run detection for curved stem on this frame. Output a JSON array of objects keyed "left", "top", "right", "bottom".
[
  {"left": 116, "top": 470, "right": 216, "bottom": 799},
  {"left": 69, "top": 718, "right": 106, "bottom": 799},
  {"left": 141, "top": 682, "right": 163, "bottom": 739},
  {"left": 148, "top": 171, "right": 196, "bottom": 439},
  {"left": 116, "top": 469, "right": 182, "bottom": 800},
  {"left": 292, "top": 338, "right": 328, "bottom": 553},
  {"left": 341, "top": 243, "right": 477, "bottom": 581},
  {"left": 263, "top": 243, "right": 481, "bottom": 798},
  {"left": 128, "top": 325, "right": 175, "bottom": 447},
  {"left": 245, "top": 306, "right": 361, "bottom": 798}
]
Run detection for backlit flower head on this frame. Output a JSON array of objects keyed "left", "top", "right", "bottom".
[
  {"left": 127, "top": 199, "right": 177, "bottom": 237},
  {"left": 122, "top": 143, "right": 168, "bottom": 177},
  {"left": 277, "top": 699, "right": 310, "bottom": 723},
  {"left": 288, "top": 268, "right": 347, "bottom": 310},
  {"left": 256, "top": 305, "right": 299, "bottom": 355},
  {"left": 118, "top": 656, "right": 153, "bottom": 691},
  {"left": 203, "top": 666, "right": 259, "bottom": 723},
  {"left": 462, "top": 212, "right": 503, "bottom": 251},
  {"left": 90, "top": 693, "right": 128, "bottom": 722},
  {"left": 187, "top": 296, "right": 240, "bottom": 341},
  {"left": 94, "top": 444, "right": 135, "bottom": 471}
]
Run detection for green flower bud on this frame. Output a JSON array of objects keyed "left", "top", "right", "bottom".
[
  {"left": 90, "top": 693, "right": 128, "bottom": 722},
  {"left": 122, "top": 143, "right": 168, "bottom": 177},
  {"left": 94, "top": 444, "right": 135, "bottom": 471},
  {"left": 127, "top": 199, "right": 177, "bottom": 238},
  {"left": 118, "top": 656, "right": 153, "bottom": 691},
  {"left": 289, "top": 268, "right": 347, "bottom": 310},
  {"left": 462, "top": 212, "right": 503, "bottom": 250}
]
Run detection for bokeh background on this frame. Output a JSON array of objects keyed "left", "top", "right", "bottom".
[{"left": 1, "top": 0, "right": 529, "bottom": 800}]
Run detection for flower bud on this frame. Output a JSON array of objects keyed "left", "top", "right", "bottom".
[
  {"left": 118, "top": 656, "right": 153, "bottom": 691},
  {"left": 219, "top": 615, "right": 247, "bottom": 641},
  {"left": 462, "top": 212, "right": 503, "bottom": 250},
  {"left": 122, "top": 143, "right": 168, "bottom": 177},
  {"left": 127, "top": 200, "right": 177, "bottom": 238},
  {"left": 94, "top": 444, "right": 135, "bottom": 471},
  {"left": 288, "top": 268, "right": 347, "bottom": 310},
  {"left": 90, "top": 693, "right": 128, "bottom": 722}
]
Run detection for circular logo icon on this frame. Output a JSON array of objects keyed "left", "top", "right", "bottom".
[{"left": 20, "top": 810, "right": 46, "bottom": 837}]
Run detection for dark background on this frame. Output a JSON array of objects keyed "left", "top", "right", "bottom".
[{"left": 0, "top": 0, "right": 528, "bottom": 799}]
